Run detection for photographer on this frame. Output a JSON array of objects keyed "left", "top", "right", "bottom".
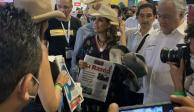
[
  {"left": 169, "top": 20, "right": 194, "bottom": 99},
  {"left": 107, "top": 21, "right": 194, "bottom": 112}
]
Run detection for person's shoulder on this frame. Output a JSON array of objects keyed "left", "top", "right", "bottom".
[
  {"left": 126, "top": 16, "right": 136, "bottom": 20},
  {"left": 125, "top": 16, "right": 136, "bottom": 22},
  {"left": 71, "top": 16, "right": 81, "bottom": 27},
  {"left": 145, "top": 29, "right": 161, "bottom": 45},
  {"left": 149, "top": 29, "right": 161, "bottom": 39},
  {"left": 71, "top": 16, "right": 81, "bottom": 23},
  {"left": 80, "top": 23, "right": 94, "bottom": 31},
  {"left": 126, "top": 28, "right": 138, "bottom": 35},
  {"left": 48, "top": 18, "right": 59, "bottom": 23}
]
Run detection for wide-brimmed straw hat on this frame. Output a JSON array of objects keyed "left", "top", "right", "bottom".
[
  {"left": 109, "top": 45, "right": 148, "bottom": 92},
  {"left": 121, "top": 53, "right": 148, "bottom": 78},
  {"left": 109, "top": 46, "right": 148, "bottom": 78},
  {"left": 81, "top": 0, "right": 119, "bottom": 25},
  {"left": 81, "top": 0, "right": 111, "bottom": 5},
  {"left": 14, "top": 0, "right": 66, "bottom": 23}
]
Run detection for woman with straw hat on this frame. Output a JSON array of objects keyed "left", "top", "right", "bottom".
[
  {"left": 77, "top": 3, "right": 121, "bottom": 111},
  {"left": 78, "top": 3, "right": 119, "bottom": 61}
]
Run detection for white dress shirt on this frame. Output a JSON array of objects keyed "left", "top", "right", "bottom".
[
  {"left": 126, "top": 27, "right": 155, "bottom": 54},
  {"left": 125, "top": 16, "right": 139, "bottom": 29},
  {"left": 142, "top": 21, "right": 187, "bottom": 103}
]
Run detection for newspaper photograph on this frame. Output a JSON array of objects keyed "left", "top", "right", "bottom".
[
  {"left": 79, "top": 55, "right": 115, "bottom": 102},
  {"left": 54, "top": 55, "right": 84, "bottom": 112}
]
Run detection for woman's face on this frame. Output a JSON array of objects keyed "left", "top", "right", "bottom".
[{"left": 93, "top": 17, "right": 110, "bottom": 33}]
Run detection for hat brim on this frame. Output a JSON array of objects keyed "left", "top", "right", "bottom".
[
  {"left": 32, "top": 11, "right": 66, "bottom": 23},
  {"left": 121, "top": 53, "right": 148, "bottom": 78},
  {"left": 90, "top": 13, "right": 119, "bottom": 26}
]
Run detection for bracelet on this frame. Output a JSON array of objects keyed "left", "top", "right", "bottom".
[
  {"left": 173, "top": 91, "right": 186, "bottom": 96},
  {"left": 55, "top": 83, "right": 63, "bottom": 91}
]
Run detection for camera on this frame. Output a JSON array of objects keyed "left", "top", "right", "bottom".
[{"left": 160, "top": 43, "right": 190, "bottom": 65}]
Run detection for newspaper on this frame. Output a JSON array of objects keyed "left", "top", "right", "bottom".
[
  {"left": 79, "top": 55, "right": 115, "bottom": 102},
  {"left": 54, "top": 55, "right": 84, "bottom": 112}
]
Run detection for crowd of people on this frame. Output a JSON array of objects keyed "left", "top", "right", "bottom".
[{"left": 1, "top": 0, "right": 194, "bottom": 112}]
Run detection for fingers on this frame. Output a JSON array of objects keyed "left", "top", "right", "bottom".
[
  {"left": 170, "top": 95, "right": 194, "bottom": 112},
  {"left": 179, "top": 59, "right": 185, "bottom": 71},
  {"left": 174, "top": 106, "right": 194, "bottom": 112},
  {"left": 108, "top": 103, "right": 119, "bottom": 112},
  {"left": 56, "top": 72, "right": 69, "bottom": 86},
  {"left": 79, "top": 60, "right": 88, "bottom": 69},
  {"left": 170, "top": 95, "right": 194, "bottom": 107}
]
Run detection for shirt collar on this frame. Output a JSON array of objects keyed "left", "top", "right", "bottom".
[
  {"left": 134, "top": 26, "right": 155, "bottom": 36},
  {"left": 171, "top": 20, "right": 187, "bottom": 36}
]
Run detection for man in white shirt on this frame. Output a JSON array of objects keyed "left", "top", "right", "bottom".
[
  {"left": 126, "top": 3, "right": 156, "bottom": 54},
  {"left": 142, "top": 0, "right": 187, "bottom": 103},
  {"left": 125, "top": 0, "right": 149, "bottom": 29}
]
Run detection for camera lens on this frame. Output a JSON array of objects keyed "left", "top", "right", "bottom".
[
  {"left": 160, "top": 48, "right": 169, "bottom": 63},
  {"left": 168, "top": 50, "right": 179, "bottom": 62},
  {"left": 160, "top": 48, "right": 179, "bottom": 63}
]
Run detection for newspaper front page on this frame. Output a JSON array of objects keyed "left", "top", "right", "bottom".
[{"left": 79, "top": 55, "right": 115, "bottom": 102}]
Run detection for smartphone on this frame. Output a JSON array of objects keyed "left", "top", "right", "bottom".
[{"left": 119, "top": 102, "right": 174, "bottom": 112}]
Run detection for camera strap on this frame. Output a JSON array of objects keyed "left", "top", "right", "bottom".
[{"left": 136, "top": 34, "right": 149, "bottom": 53}]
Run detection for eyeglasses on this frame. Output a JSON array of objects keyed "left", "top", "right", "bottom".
[{"left": 29, "top": 75, "right": 39, "bottom": 100}]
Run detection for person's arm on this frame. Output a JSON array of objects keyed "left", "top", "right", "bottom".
[
  {"left": 38, "top": 44, "right": 68, "bottom": 112},
  {"left": 71, "top": 28, "right": 84, "bottom": 71},
  {"left": 170, "top": 95, "right": 194, "bottom": 112},
  {"left": 169, "top": 59, "right": 185, "bottom": 92},
  {"left": 54, "top": 72, "right": 69, "bottom": 105},
  {"left": 119, "top": 18, "right": 127, "bottom": 46}
]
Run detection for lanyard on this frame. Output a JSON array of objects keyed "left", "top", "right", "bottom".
[{"left": 61, "top": 20, "right": 71, "bottom": 44}]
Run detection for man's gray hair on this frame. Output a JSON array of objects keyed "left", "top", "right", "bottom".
[{"left": 159, "top": 0, "right": 187, "bottom": 16}]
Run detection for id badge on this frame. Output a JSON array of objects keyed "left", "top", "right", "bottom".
[{"left": 66, "top": 48, "right": 73, "bottom": 59}]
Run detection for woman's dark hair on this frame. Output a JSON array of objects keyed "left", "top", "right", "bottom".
[
  {"left": 136, "top": 3, "right": 157, "bottom": 17},
  {"left": 185, "top": 20, "right": 194, "bottom": 42},
  {"left": 102, "top": 17, "right": 119, "bottom": 43},
  {"left": 108, "top": 24, "right": 119, "bottom": 42}
]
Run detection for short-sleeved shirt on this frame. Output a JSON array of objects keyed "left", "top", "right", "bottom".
[
  {"left": 45, "top": 17, "right": 81, "bottom": 70},
  {"left": 45, "top": 17, "right": 81, "bottom": 58}
]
